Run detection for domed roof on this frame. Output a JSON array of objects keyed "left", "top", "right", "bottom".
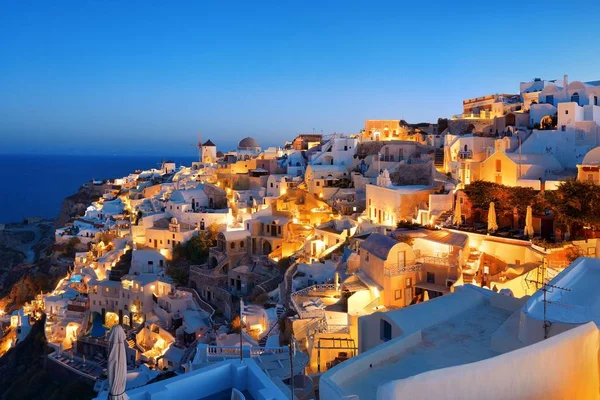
[
  {"left": 582, "top": 147, "right": 600, "bottom": 166},
  {"left": 238, "top": 136, "right": 260, "bottom": 149}
]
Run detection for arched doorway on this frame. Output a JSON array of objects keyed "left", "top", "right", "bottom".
[
  {"left": 262, "top": 240, "right": 272, "bottom": 255},
  {"left": 571, "top": 92, "right": 580, "bottom": 105},
  {"left": 505, "top": 113, "right": 516, "bottom": 127}
]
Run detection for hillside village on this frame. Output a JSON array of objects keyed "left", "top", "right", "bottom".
[{"left": 3, "top": 75, "right": 600, "bottom": 400}]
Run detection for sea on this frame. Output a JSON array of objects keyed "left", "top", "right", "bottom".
[{"left": 0, "top": 154, "right": 198, "bottom": 224}]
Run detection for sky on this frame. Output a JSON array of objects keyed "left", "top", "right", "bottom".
[{"left": 1, "top": 0, "right": 599, "bottom": 156}]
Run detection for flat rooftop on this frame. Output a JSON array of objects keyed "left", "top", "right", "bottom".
[
  {"left": 339, "top": 301, "right": 512, "bottom": 399},
  {"left": 524, "top": 257, "right": 600, "bottom": 325}
]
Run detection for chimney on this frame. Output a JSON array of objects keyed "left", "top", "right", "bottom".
[{"left": 563, "top": 74, "right": 568, "bottom": 90}]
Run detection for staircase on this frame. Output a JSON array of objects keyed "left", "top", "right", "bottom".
[
  {"left": 258, "top": 305, "right": 286, "bottom": 347},
  {"left": 433, "top": 210, "right": 453, "bottom": 228},
  {"left": 434, "top": 149, "right": 444, "bottom": 167},
  {"left": 462, "top": 248, "right": 482, "bottom": 284}
]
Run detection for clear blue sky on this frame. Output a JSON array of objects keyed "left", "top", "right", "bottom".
[{"left": 1, "top": 1, "right": 599, "bottom": 156}]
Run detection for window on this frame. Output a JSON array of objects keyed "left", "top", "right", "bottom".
[
  {"left": 270, "top": 183, "right": 273, "bottom": 188},
  {"left": 395, "top": 289, "right": 402, "bottom": 300},
  {"left": 496, "top": 159, "right": 502, "bottom": 173},
  {"left": 571, "top": 92, "right": 580, "bottom": 105},
  {"left": 159, "top": 260, "right": 164, "bottom": 267},
  {"left": 365, "top": 252, "right": 369, "bottom": 262},
  {"left": 316, "top": 181, "right": 320, "bottom": 187},
  {"left": 380, "top": 320, "right": 392, "bottom": 342},
  {"left": 405, "top": 277, "right": 412, "bottom": 287},
  {"left": 565, "top": 110, "right": 569, "bottom": 115},
  {"left": 240, "top": 241, "right": 244, "bottom": 248},
  {"left": 230, "top": 242, "right": 235, "bottom": 250},
  {"left": 427, "top": 272, "right": 435, "bottom": 284},
  {"left": 561, "top": 125, "right": 566, "bottom": 131},
  {"left": 168, "top": 240, "right": 170, "bottom": 244},
  {"left": 172, "top": 234, "right": 175, "bottom": 239},
  {"left": 546, "top": 95, "right": 553, "bottom": 105},
  {"left": 595, "top": 96, "right": 598, "bottom": 106}
]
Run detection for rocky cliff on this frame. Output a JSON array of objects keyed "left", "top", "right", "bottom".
[{"left": 54, "top": 182, "right": 108, "bottom": 228}]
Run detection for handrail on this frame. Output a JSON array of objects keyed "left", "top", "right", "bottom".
[
  {"left": 384, "top": 262, "right": 423, "bottom": 277},
  {"left": 178, "top": 287, "right": 215, "bottom": 319}
]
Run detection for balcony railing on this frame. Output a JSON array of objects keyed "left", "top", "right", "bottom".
[
  {"left": 458, "top": 150, "right": 473, "bottom": 159},
  {"left": 290, "top": 284, "right": 337, "bottom": 319},
  {"left": 383, "top": 262, "right": 423, "bottom": 277},
  {"left": 418, "top": 255, "right": 451, "bottom": 266}
]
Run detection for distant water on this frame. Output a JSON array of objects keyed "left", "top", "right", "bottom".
[{"left": 0, "top": 154, "right": 197, "bottom": 223}]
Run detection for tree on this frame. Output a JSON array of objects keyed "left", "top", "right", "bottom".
[
  {"left": 549, "top": 179, "right": 600, "bottom": 238},
  {"left": 540, "top": 114, "right": 557, "bottom": 130},
  {"left": 437, "top": 118, "right": 449, "bottom": 134},
  {"left": 173, "top": 224, "right": 220, "bottom": 264}
]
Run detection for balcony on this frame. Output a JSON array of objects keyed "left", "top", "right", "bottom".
[
  {"left": 383, "top": 262, "right": 423, "bottom": 277},
  {"left": 458, "top": 150, "right": 473, "bottom": 160}
]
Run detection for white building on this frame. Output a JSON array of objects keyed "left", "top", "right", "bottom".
[
  {"left": 266, "top": 174, "right": 291, "bottom": 197},
  {"left": 305, "top": 164, "right": 350, "bottom": 197},
  {"left": 200, "top": 139, "right": 217, "bottom": 164},
  {"left": 309, "top": 136, "right": 358, "bottom": 167},
  {"left": 320, "top": 278, "right": 600, "bottom": 400},
  {"left": 365, "top": 173, "right": 434, "bottom": 226}
]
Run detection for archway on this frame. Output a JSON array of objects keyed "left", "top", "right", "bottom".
[
  {"left": 505, "top": 113, "right": 516, "bottom": 127},
  {"left": 262, "top": 240, "right": 272, "bottom": 255},
  {"left": 571, "top": 92, "right": 580, "bottom": 105}
]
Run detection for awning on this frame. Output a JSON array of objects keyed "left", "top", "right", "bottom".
[
  {"left": 421, "top": 230, "right": 468, "bottom": 248},
  {"left": 415, "top": 282, "right": 450, "bottom": 295},
  {"left": 341, "top": 275, "right": 369, "bottom": 292}
]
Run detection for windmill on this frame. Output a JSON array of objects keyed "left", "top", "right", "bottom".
[{"left": 197, "top": 132, "right": 203, "bottom": 163}]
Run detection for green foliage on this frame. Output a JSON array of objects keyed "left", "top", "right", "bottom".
[
  {"left": 548, "top": 179, "right": 600, "bottom": 227},
  {"left": 463, "top": 181, "right": 545, "bottom": 214},
  {"left": 395, "top": 234, "right": 414, "bottom": 246},
  {"left": 463, "top": 179, "right": 600, "bottom": 240},
  {"left": 166, "top": 264, "right": 189, "bottom": 286},
  {"left": 540, "top": 114, "right": 557, "bottom": 130},
  {"left": 395, "top": 221, "right": 422, "bottom": 230},
  {"left": 173, "top": 224, "right": 219, "bottom": 265}
]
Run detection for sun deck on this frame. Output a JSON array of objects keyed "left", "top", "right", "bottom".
[{"left": 339, "top": 303, "right": 511, "bottom": 400}]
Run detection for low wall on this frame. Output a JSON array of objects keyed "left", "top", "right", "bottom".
[
  {"left": 377, "top": 322, "right": 600, "bottom": 400},
  {"left": 319, "top": 331, "right": 423, "bottom": 400}
]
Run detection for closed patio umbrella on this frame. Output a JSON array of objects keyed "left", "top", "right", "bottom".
[
  {"left": 524, "top": 206, "right": 535, "bottom": 237},
  {"left": 488, "top": 202, "right": 498, "bottom": 232},
  {"left": 108, "top": 325, "right": 129, "bottom": 400},
  {"left": 453, "top": 197, "right": 462, "bottom": 225},
  {"left": 423, "top": 290, "right": 430, "bottom": 302}
]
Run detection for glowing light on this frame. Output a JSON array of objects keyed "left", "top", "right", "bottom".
[{"left": 319, "top": 193, "right": 324, "bottom": 199}]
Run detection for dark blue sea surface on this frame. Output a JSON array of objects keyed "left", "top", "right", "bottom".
[{"left": 0, "top": 154, "right": 197, "bottom": 223}]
